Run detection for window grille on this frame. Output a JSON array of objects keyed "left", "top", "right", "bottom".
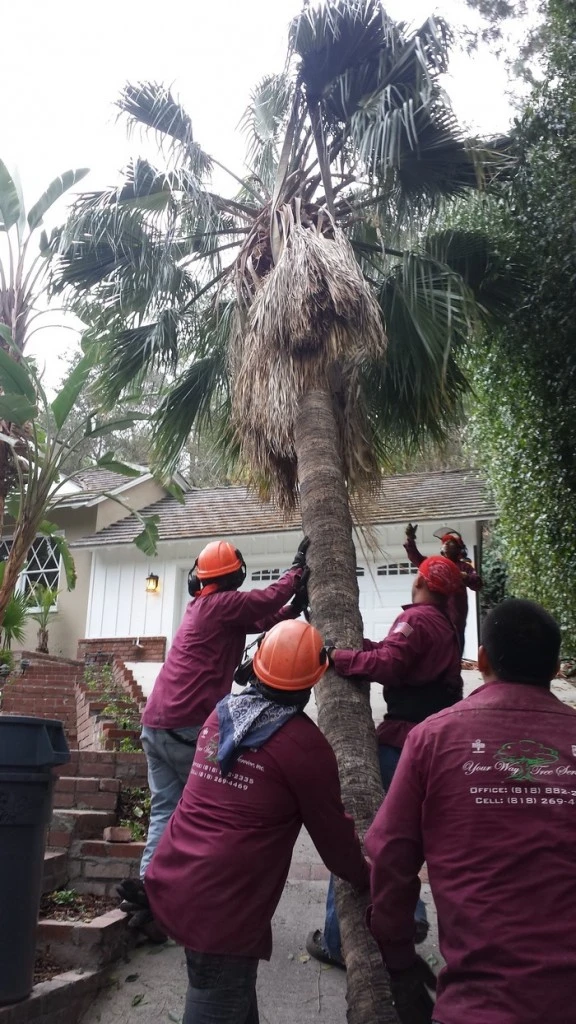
[
  {"left": 251, "top": 568, "right": 281, "bottom": 582},
  {"left": 0, "top": 536, "right": 61, "bottom": 609},
  {"left": 377, "top": 561, "right": 418, "bottom": 577}
]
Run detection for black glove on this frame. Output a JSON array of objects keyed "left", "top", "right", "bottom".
[
  {"left": 389, "top": 956, "right": 437, "bottom": 1024},
  {"left": 291, "top": 536, "right": 310, "bottom": 570},
  {"left": 405, "top": 522, "right": 418, "bottom": 541},
  {"left": 290, "top": 585, "right": 309, "bottom": 618},
  {"left": 322, "top": 638, "right": 337, "bottom": 667},
  {"left": 293, "top": 564, "right": 310, "bottom": 593}
]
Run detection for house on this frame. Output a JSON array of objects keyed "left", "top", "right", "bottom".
[
  {"left": 12, "top": 468, "right": 182, "bottom": 657},
  {"left": 66, "top": 468, "right": 496, "bottom": 662}
]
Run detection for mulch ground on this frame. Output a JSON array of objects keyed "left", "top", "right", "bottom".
[
  {"left": 34, "top": 952, "right": 66, "bottom": 983},
  {"left": 39, "top": 893, "right": 118, "bottom": 922}
]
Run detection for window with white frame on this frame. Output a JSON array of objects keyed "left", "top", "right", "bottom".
[
  {"left": 0, "top": 536, "right": 61, "bottom": 609},
  {"left": 251, "top": 568, "right": 281, "bottom": 582},
  {"left": 377, "top": 561, "right": 418, "bottom": 576}
]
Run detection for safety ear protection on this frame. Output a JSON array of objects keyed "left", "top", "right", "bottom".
[
  {"left": 235, "top": 549, "right": 247, "bottom": 585},
  {"left": 188, "top": 562, "right": 201, "bottom": 597}
]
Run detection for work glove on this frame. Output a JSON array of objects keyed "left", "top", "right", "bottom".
[
  {"left": 322, "top": 638, "right": 337, "bottom": 667},
  {"left": 117, "top": 879, "right": 166, "bottom": 944},
  {"left": 405, "top": 522, "right": 418, "bottom": 542},
  {"left": 291, "top": 536, "right": 310, "bottom": 570},
  {"left": 388, "top": 955, "right": 437, "bottom": 1024},
  {"left": 290, "top": 583, "right": 310, "bottom": 619},
  {"left": 293, "top": 564, "right": 310, "bottom": 593}
]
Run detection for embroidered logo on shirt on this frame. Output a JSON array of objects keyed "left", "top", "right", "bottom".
[
  {"left": 471, "top": 739, "right": 485, "bottom": 753},
  {"left": 572, "top": 745, "right": 576, "bottom": 758},
  {"left": 393, "top": 621, "right": 414, "bottom": 638}
]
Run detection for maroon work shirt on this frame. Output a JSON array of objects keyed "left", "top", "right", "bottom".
[
  {"left": 332, "top": 603, "right": 462, "bottom": 749},
  {"left": 366, "top": 680, "right": 576, "bottom": 1024},
  {"left": 142, "top": 569, "right": 301, "bottom": 729},
  {"left": 403, "top": 537, "right": 482, "bottom": 639},
  {"left": 145, "top": 708, "right": 369, "bottom": 959}
]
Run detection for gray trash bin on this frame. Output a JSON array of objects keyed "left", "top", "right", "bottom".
[{"left": 0, "top": 715, "right": 70, "bottom": 1005}]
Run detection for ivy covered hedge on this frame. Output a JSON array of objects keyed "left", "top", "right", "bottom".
[{"left": 466, "top": 0, "right": 576, "bottom": 654}]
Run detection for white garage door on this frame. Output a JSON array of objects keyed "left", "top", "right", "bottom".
[{"left": 358, "top": 561, "right": 418, "bottom": 642}]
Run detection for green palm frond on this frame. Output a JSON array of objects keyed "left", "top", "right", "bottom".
[
  {"left": 240, "top": 75, "right": 294, "bottom": 194},
  {"left": 365, "top": 250, "right": 475, "bottom": 446},
  {"left": 117, "top": 82, "right": 213, "bottom": 180}
]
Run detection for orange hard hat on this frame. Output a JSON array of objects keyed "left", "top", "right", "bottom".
[
  {"left": 253, "top": 620, "right": 328, "bottom": 691},
  {"left": 195, "top": 540, "right": 243, "bottom": 580}
]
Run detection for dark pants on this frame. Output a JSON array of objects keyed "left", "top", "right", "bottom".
[
  {"left": 322, "top": 744, "right": 428, "bottom": 960},
  {"left": 183, "top": 950, "right": 259, "bottom": 1024}
]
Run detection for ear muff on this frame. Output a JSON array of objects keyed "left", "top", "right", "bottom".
[
  {"left": 319, "top": 647, "right": 328, "bottom": 666},
  {"left": 235, "top": 549, "right": 247, "bottom": 585},
  {"left": 188, "top": 562, "right": 201, "bottom": 597}
]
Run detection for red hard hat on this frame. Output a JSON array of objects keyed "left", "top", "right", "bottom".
[
  {"left": 418, "top": 555, "right": 462, "bottom": 595},
  {"left": 253, "top": 620, "right": 328, "bottom": 691},
  {"left": 195, "top": 540, "right": 243, "bottom": 580}
]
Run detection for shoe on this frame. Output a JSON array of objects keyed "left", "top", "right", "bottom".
[
  {"left": 414, "top": 919, "right": 429, "bottom": 945},
  {"left": 305, "top": 929, "right": 345, "bottom": 969}
]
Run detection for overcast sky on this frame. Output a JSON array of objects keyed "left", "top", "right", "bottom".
[{"left": 3, "top": 0, "right": 514, "bottom": 378}]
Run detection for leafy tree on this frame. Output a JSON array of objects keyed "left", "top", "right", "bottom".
[
  {"left": 465, "top": 0, "right": 576, "bottom": 654},
  {"left": 0, "top": 340, "right": 160, "bottom": 629},
  {"left": 54, "top": 3, "right": 510, "bottom": 1016},
  {"left": 0, "top": 160, "right": 89, "bottom": 527}
]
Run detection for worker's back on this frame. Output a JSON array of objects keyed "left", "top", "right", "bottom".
[{"left": 412, "top": 681, "right": 576, "bottom": 1024}]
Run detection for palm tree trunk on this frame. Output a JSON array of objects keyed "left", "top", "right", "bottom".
[
  {"left": 36, "top": 628, "right": 49, "bottom": 654},
  {"left": 294, "top": 389, "right": 398, "bottom": 1024}
]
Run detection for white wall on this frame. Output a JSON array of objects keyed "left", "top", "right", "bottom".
[{"left": 85, "top": 519, "right": 480, "bottom": 659}]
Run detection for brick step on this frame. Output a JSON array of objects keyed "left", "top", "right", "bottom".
[
  {"left": 69, "top": 839, "right": 145, "bottom": 896},
  {"left": 53, "top": 776, "right": 121, "bottom": 811},
  {"left": 2, "top": 694, "right": 77, "bottom": 706},
  {"left": 6, "top": 678, "right": 79, "bottom": 689},
  {"left": 52, "top": 750, "right": 147, "bottom": 785},
  {"left": 42, "top": 849, "right": 69, "bottom": 894},
  {"left": 48, "top": 809, "right": 116, "bottom": 849}
]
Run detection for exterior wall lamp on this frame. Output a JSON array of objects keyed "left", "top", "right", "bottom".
[{"left": 145, "top": 573, "right": 160, "bottom": 594}]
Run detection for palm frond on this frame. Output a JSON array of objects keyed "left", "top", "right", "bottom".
[
  {"left": 365, "top": 251, "right": 475, "bottom": 447},
  {"left": 117, "top": 82, "right": 213, "bottom": 180},
  {"left": 152, "top": 300, "right": 236, "bottom": 471},
  {"left": 96, "top": 307, "right": 192, "bottom": 404},
  {"left": 240, "top": 74, "right": 294, "bottom": 195}
]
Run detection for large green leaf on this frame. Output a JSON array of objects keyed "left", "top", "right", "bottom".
[
  {"left": 133, "top": 515, "right": 160, "bottom": 557},
  {"left": 97, "top": 455, "right": 142, "bottom": 477},
  {"left": 0, "top": 159, "right": 21, "bottom": 231},
  {"left": 0, "top": 394, "right": 37, "bottom": 424},
  {"left": 0, "top": 349, "right": 36, "bottom": 401},
  {"left": 84, "top": 413, "right": 149, "bottom": 439},
  {"left": 50, "top": 348, "right": 97, "bottom": 429},
  {"left": 27, "top": 168, "right": 90, "bottom": 230},
  {"left": 38, "top": 520, "right": 77, "bottom": 591}
]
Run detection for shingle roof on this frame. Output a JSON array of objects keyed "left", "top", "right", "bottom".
[
  {"left": 54, "top": 469, "right": 149, "bottom": 510},
  {"left": 71, "top": 469, "right": 496, "bottom": 549}
]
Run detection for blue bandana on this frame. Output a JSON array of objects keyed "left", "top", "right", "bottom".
[{"left": 216, "top": 686, "right": 300, "bottom": 776}]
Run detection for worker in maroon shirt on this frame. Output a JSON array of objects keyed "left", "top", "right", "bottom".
[
  {"left": 144, "top": 619, "right": 369, "bottom": 1024},
  {"left": 137, "top": 536, "right": 309, "bottom": 879},
  {"left": 307, "top": 555, "right": 463, "bottom": 968},
  {"left": 366, "top": 598, "right": 576, "bottom": 1024},
  {"left": 404, "top": 523, "right": 482, "bottom": 654}
]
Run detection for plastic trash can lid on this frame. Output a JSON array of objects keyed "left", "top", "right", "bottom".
[{"left": 0, "top": 715, "right": 70, "bottom": 768}]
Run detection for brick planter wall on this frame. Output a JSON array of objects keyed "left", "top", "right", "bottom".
[
  {"left": 0, "top": 969, "right": 104, "bottom": 1024},
  {"left": 37, "top": 909, "right": 135, "bottom": 969},
  {"left": 0, "top": 652, "right": 83, "bottom": 748},
  {"left": 77, "top": 636, "right": 166, "bottom": 663}
]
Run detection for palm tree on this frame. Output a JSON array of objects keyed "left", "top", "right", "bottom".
[{"left": 53, "top": 3, "right": 511, "bottom": 1019}]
